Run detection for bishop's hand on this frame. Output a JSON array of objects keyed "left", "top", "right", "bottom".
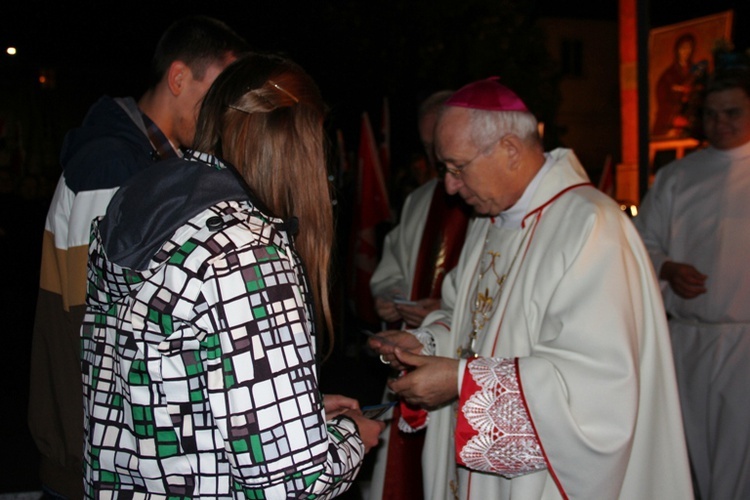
[
  {"left": 366, "top": 330, "right": 423, "bottom": 370},
  {"left": 387, "top": 349, "right": 460, "bottom": 409}
]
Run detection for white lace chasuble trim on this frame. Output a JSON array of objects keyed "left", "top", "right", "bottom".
[{"left": 456, "top": 357, "right": 547, "bottom": 478}]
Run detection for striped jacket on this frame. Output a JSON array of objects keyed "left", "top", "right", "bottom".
[{"left": 28, "top": 96, "right": 162, "bottom": 497}]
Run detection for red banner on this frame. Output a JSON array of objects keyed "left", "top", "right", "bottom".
[{"left": 350, "top": 112, "right": 391, "bottom": 324}]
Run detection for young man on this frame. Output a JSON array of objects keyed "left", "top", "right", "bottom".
[
  {"left": 28, "top": 16, "right": 248, "bottom": 498},
  {"left": 636, "top": 68, "right": 750, "bottom": 500}
]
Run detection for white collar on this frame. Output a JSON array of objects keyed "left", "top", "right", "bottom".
[{"left": 495, "top": 153, "right": 554, "bottom": 229}]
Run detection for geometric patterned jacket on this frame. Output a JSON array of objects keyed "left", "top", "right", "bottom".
[{"left": 81, "top": 152, "right": 364, "bottom": 498}]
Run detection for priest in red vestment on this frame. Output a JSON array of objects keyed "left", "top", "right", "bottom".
[{"left": 368, "top": 90, "right": 472, "bottom": 500}]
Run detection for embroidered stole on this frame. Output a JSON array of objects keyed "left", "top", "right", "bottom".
[{"left": 410, "top": 184, "right": 472, "bottom": 301}]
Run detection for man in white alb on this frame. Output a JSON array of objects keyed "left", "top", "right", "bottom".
[
  {"left": 369, "top": 77, "right": 693, "bottom": 499},
  {"left": 635, "top": 68, "right": 750, "bottom": 500}
]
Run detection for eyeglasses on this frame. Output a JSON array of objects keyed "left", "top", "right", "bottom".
[
  {"left": 439, "top": 138, "right": 500, "bottom": 179},
  {"left": 440, "top": 150, "right": 483, "bottom": 178}
]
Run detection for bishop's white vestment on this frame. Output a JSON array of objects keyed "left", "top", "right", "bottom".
[{"left": 416, "top": 149, "right": 693, "bottom": 499}]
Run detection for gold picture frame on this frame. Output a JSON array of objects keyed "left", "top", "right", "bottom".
[{"left": 648, "top": 10, "right": 734, "bottom": 141}]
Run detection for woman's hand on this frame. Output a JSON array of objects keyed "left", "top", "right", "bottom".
[
  {"left": 323, "top": 394, "right": 359, "bottom": 420},
  {"left": 344, "top": 410, "right": 386, "bottom": 453}
]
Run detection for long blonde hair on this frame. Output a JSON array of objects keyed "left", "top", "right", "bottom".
[{"left": 193, "top": 54, "right": 334, "bottom": 352}]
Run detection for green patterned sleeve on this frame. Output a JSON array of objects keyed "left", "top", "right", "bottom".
[{"left": 194, "top": 240, "right": 365, "bottom": 498}]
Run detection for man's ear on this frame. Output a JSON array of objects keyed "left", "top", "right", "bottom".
[
  {"left": 166, "top": 61, "right": 189, "bottom": 97},
  {"left": 500, "top": 134, "right": 523, "bottom": 169}
]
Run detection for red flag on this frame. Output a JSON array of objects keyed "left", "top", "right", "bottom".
[
  {"left": 379, "top": 97, "right": 390, "bottom": 178},
  {"left": 598, "top": 154, "right": 615, "bottom": 198},
  {"left": 350, "top": 112, "right": 392, "bottom": 324}
]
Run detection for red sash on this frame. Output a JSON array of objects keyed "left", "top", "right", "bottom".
[
  {"left": 411, "top": 182, "right": 472, "bottom": 301},
  {"left": 383, "top": 182, "right": 470, "bottom": 499}
]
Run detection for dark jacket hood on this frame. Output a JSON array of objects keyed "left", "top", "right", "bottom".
[
  {"left": 60, "top": 96, "right": 155, "bottom": 191},
  {"left": 61, "top": 96, "right": 147, "bottom": 166},
  {"left": 98, "top": 157, "right": 251, "bottom": 271}
]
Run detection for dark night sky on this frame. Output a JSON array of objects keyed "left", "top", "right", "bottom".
[
  {"left": 1, "top": 0, "right": 748, "bottom": 166},
  {"left": 4, "top": 1, "right": 745, "bottom": 85},
  {"left": 3, "top": 1, "right": 746, "bottom": 89}
]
